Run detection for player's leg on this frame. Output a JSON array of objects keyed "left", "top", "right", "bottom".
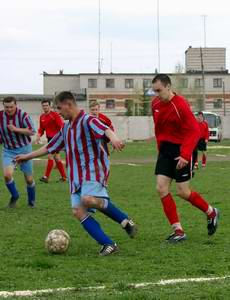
[
  {"left": 193, "top": 147, "right": 199, "bottom": 169},
  {"left": 40, "top": 153, "right": 54, "bottom": 183},
  {"left": 2, "top": 149, "right": 19, "bottom": 208},
  {"left": 20, "top": 147, "right": 36, "bottom": 207},
  {"left": 80, "top": 181, "right": 137, "bottom": 238},
  {"left": 202, "top": 150, "right": 207, "bottom": 167},
  {"left": 53, "top": 153, "right": 67, "bottom": 182},
  {"left": 176, "top": 180, "right": 219, "bottom": 236},
  {"left": 71, "top": 193, "right": 118, "bottom": 256},
  {"left": 156, "top": 175, "right": 186, "bottom": 242}
]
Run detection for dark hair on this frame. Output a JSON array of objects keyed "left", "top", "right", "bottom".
[
  {"left": 152, "top": 74, "right": 171, "bottom": 86},
  {"left": 198, "top": 111, "right": 204, "bottom": 116},
  {"left": 3, "top": 96, "right": 17, "bottom": 104},
  {"left": 41, "top": 99, "right": 51, "bottom": 105},
  {"left": 55, "top": 91, "right": 76, "bottom": 103}
]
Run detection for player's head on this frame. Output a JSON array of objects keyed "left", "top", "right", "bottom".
[
  {"left": 55, "top": 91, "right": 77, "bottom": 119},
  {"left": 197, "top": 111, "right": 204, "bottom": 122},
  {"left": 152, "top": 74, "right": 172, "bottom": 101},
  {"left": 3, "top": 96, "right": 17, "bottom": 116},
  {"left": 89, "top": 101, "right": 100, "bottom": 117},
  {"left": 41, "top": 100, "right": 51, "bottom": 114}
]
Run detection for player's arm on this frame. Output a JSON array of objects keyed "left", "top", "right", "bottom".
[
  {"left": 7, "top": 125, "right": 35, "bottom": 136},
  {"left": 36, "top": 116, "right": 45, "bottom": 143},
  {"left": 205, "top": 122, "right": 209, "bottom": 143},
  {"left": 88, "top": 117, "right": 124, "bottom": 151},
  {"left": 176, "top": 101, "right": 200, "bottom": 169},
  {"left": 15, "top": 145, "right": 48, "bottom": 163},
  {"left": 105, "top": 128, "right": 124, "bottom": 151}
]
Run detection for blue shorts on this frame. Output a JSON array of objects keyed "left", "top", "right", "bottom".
[
  {"left": 71, "top": 181, "right": 109, "bottom": 208},
  {"left": 2, "top": 144, "right": 33, "bottom": 176}
]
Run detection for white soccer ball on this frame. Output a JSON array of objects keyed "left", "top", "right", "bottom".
[{"left": 45, "top": 229, "right": 70, "bottom": 254}]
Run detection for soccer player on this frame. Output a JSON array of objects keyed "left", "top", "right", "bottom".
[
  {"left": 0, "top": 97, "right": 36, "bottom": 208},
  {"left": 89, "top": 100, "right": 114, "bottom": 130},
  {"left": 89, "top": 100, "right": 114, "bottom": 155},
  {"left": 15, "top": 91, "right": 137, "bottom": 256},
  {"left": 36, "top": 100, "right": 66, "bottom": 183},
  {"left": 194, "top": 112, "right": 209, "bottom": 169},
  {"left": 151, "top": 74, "right": 219, "bottom": 243}
]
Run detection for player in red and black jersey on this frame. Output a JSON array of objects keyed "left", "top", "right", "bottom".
[
  {"left": 36, "top": 100, "right": 66, "bottom": 183},
  {"left": 151, "top": 74, "right": 219, "bottom": 243},
  {"left": 194, "top": 112, "right": 209, "bottom": 168}
]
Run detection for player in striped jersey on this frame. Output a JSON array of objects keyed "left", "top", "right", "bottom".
[
  {"left": 0, "top": 97, "right": 36, "bottom": 208},
  {"left": 15, "top": 91, "right": 137, "bottom": 256}
]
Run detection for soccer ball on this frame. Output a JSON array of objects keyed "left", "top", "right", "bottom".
[{"left": 45, "top": 229, "right": 70, "bottom": 254}]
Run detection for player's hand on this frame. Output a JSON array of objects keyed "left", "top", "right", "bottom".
[
  {"left": 35, "top": 136, "right": 41, "bottom": 144},
  {"left": 205, "top": 139, "right": 208, "bottom": 143},
  {"left": 110, "top": 138, "right": 125, "bottom": 151},
  {"left": 175, "top": 156, "right": 188, "bottom": 170},
  {"left": 15, "top": 154, "right": 29, "bottom": 164},
  {"left": 7, "top": 124, "right": 18, "bottom": 132}
]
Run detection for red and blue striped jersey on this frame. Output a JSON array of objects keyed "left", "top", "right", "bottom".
[
  {"left": 46, "top": 110, "right": 110, "bottom": 193},
  {"left": 0, "top": 108, "right": 36, "bottom": 149}
]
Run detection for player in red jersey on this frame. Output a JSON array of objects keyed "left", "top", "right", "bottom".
[
  {"left": 89, "top": 101, "right": 114, "bottom": 155},
  {"left": 89, "top": 101, "right": 114, "bottom": 130},
  {"left": 151, "top": 74, "right": 219, "bottom": 243},
  {"left": 194, "top": 112, "right": 209, "bottom": 168},
  {"left": 36, "top": 100, "right": 66, "bottom": 183}
]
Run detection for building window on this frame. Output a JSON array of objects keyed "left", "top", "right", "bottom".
[
  {"left": 88, "top": 79, "right": 97, "bottom": 88},
  {"left": 194, "top": 78, "right": 203, "bottom": 88},
  {"left": 143, "top": 79, "right": 152, "bottom": 88},
  {"left": 125, "top": 79, "right": 134, "bottom": 89},
  {"left": 213, "top": 78, "right": 222, "bottom": 88},
  {"left": 179, "top": 78, "right": 188, "bottom": 88},
  {"left": 106, "top": 99, "right": 115, "bottom": 109},
  {"left": 106, "top": 79, "right": 115, "bottom": 88},
  {"left": 213, "top": 99, "right": 223, "bottom": 109}
]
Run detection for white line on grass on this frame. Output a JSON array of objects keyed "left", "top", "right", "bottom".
[{"left": 0, "top": 276, "right": 229, "bottom": 298}]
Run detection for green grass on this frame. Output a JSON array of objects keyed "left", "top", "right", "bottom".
[{"left": 0, "top": 141, "right": 230, "bottom": 299}]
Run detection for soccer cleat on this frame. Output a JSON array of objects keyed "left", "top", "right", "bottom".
[
  {"left": 194, "top": 162, "right": 199, "bottom": 170},
  {"left": 28, "top": 202, "right": 35, "bottom": 208},
  {"left": 166, "top": 232, "right": 187, "bottom": 244},
  {"left": 56, "top": 177, "right": 67, "bottom": 183},
  {"left": 99, "top": 244, "right": 119, "bottom": 256},
  {"left": 39, "top": 176, "right": 49, "bottom": 183},
  {"left": 207, "top": 208, "right": 219, "bottom": 236},
  {"left": 7, "top": 195, "right": 19, "bottom": 208},
  {"left": 123, "top": 219, "right": 137, "bottom": 238}
]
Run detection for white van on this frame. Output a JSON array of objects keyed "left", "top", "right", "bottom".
[{"left": 194, "top": 111, "right": 223, "bottom": 142}]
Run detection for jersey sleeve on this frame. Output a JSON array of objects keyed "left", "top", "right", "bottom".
[
  {"left": 38, "top": 116, "right": 45, "bottom": 136},
  {"left": 53, "top": 112, "right": 64, "bottom": 130},
  {"left": 88, "top": 117, "right": 109, "bottom": 139},
  {"left": 205, "top": 121, "right": 209, "bottom": 141},
  {"left": 22, "top": 113, "right": 36, "bottom": 133},
  {"left": 179, "top": 101, "right": 200, "bottom": 161},
  {"left": 46, "top": 130, "right": 65, "bottom": 153}
]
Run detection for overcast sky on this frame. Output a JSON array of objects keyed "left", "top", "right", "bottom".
[{"left": 0, "top": 0, "right": 230, "bottom": 94}]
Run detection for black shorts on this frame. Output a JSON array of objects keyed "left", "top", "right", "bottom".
[
  {"left": 197, "top": 139, "right": 207, "bottom": 151},
  {"left": 47, "top": 136, "right": 59, "bottom": 154},
  {"left": 155, "top": 142, "right": 194, "bottom": 182}
]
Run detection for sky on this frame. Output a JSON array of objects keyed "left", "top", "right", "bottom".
[{"left": 0, "top": 0, "right": 230, "bottom": 93}]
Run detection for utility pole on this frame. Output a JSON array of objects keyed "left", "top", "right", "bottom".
[
  {"left": 223, "top": 79, "right": 226, "bottom": 116},
  {"left": 201, "top": 15, "right": 207, "bottom": 48},
  {"left": 157, "top": 0, "right": 160, "bottom": 72},
  {"left": 98, "top": 0, "right": 101, "bottom": 74},
  {"left": 200, "top": 47, "right": 206, "bottom": 110}
]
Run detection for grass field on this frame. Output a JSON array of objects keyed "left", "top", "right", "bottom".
[{"left": 0, "top": 141, "right": 230, "bottom": 299}]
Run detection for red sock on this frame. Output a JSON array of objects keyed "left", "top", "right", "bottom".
[
  {"left": 188, "top": 191, "right": 209, "bottom": 213},
  {"left": 202, "top": 154, "right": 207, "bottom": 165},
  {"left": 161, "top": 193, "right": 180, "bottom": 225},
  {"left": 56, "top": 161, "right": 66, "bottom": 178},
  {"left": 45, "top": 159, "right": 54, "bottom": 178}
]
